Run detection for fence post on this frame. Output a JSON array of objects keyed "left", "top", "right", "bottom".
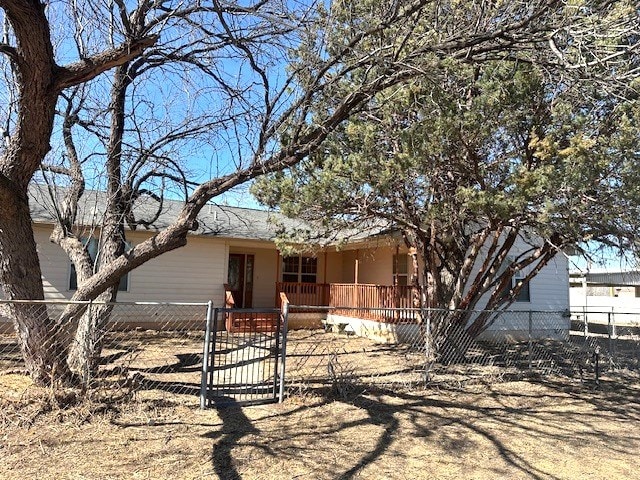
[
  {"left": 583, "top": 306, "right": 588, "bottom": 339},
  {"left": 607, "top": 311, "right": 613, "bottom": 357},
  {"left": 425, "top": 309, "right": 431, "bottom": 360},
  {"left": 423, "top": 307, "right": 432, "bottom": 384},
  {"left": 611, "top": 311, "right": 617, "bottom": 360},
  {"left": 611, "top": 312, "right": 617, "bottom": 339},
  {"left": 594, "top": 345, "right": 600, "bottom": 386},
  {"left": 200, "top": 300, "right": 214, "bottom": 409},
  {"left": 278, "top": 296, "right": 290, "bottom": 403},
  {"left": 528, "top": 310, "right": 533, "bottom": 370}
]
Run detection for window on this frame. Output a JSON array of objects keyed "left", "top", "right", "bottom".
[
  {"left": 511, "top": 269, "right": 530, "bottom": 302},
  {"left": 282, "top": 256, "right": 300, "bottom": 283},
  {"left": 393, "top": 254, "right": 408, "bottom": 286},
  {"left": 282, "top": 256, "right": 317, "bottom": 283},
  {"left": 499, "top": 257, "right": 530, "bottom": 303},
  {"left": 69, "top": 237, "right": 129, "bottom": 292}
]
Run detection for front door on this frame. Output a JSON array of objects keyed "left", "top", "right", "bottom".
[{"left": 228, "top": 254, "right": 254, "bottom": 308}]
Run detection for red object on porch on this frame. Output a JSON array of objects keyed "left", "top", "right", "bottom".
[{"left": 225, "top": 311, "right": 279, "bottom": 333}]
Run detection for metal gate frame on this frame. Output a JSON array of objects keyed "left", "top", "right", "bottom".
[{"left": 200, "top": 301, "right": 289, "bottom": 408}]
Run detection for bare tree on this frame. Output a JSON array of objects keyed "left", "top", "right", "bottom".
[
  {"left": 39, "top": 1, "right": 278, "bottom": 380},
  {"left": 0, "top": 0, "right": 633, "bottom": 384},
  {"left": 0, "top": 0, "right": 158, "bottom": 384}
]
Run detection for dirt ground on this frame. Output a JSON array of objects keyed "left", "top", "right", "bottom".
[{"left": 1, "top": 371, "right": 639, "bottom": 480}]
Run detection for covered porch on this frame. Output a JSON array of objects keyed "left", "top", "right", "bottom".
[
  {"left": 224, "top": 282, "right": 420, "bottom": 332},
  {"left": 223, "top": 241, "right": 416, "bottom": 331}
]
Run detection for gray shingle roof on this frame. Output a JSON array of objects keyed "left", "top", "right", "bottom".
[
  {"left": 28, "top": 184, "right": 390, "bottom": 244},
  {"left": 28, "top": 184, "right": 304, "bottom": 242},
  {"left": 570, "top": 270, "right": 640, "bottom": 286}
]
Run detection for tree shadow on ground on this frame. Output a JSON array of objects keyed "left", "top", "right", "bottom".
[
  {"left": 533, "top": 373, "right": 640, "bottom": 422},
  {"left": 72, "top": 328, "right": 640, "bottom": 478},
  {"left": 328, "top": 385, "right": 563, "bottom": 480},
  {"left": 194, "top": 373, "right": 640, "bottom": 480},
  {"left": 203, "top": 398, "right": 262, "bottom": 480},
  {"left": 139, "top": 353, "right": 202, "bottom": 374}
]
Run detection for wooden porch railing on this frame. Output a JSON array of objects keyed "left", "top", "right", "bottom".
[
  {"left": 275, "top": 282, "right": 420, "bottom": 322},
  {"left": 329, "top": 283, "right": 419, "bottom": 322},
  {"left": 276, "top": 282, "right": 330, "bottom": 309}
]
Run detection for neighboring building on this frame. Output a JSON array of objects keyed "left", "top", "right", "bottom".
[
  {"left": 20, "top": 186, "right": 571, "bottom": 339},
  {"left": 570, "top": 270, "right": 640, "bottom": 319}
]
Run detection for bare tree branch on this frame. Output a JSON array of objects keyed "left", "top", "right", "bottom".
[{"left": 54, "top": 34, "right": 158, "bottom": 91}]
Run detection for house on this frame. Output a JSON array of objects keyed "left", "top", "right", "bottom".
[
  {"left": 569, "top": 269, "right": 640, "bottom": 326},
  {"left": 16, "top": 186, "right": 571, "bottom": 341}
]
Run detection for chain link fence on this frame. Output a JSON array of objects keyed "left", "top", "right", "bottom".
[
  {"left": 0, "top": 300, "right": 209, "bottom": 399},
  {"left": 1, "top": 301, "right": 639, "bottom": 406},
  {"left": 569, "top": 310, "right": 640, "bottom": 373},
  {"left": 285, "top": 306, "right": 640, "bottom": 393}
]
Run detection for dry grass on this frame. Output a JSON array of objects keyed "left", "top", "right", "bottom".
[{"left": 1, "top": 371, "right": 639, "bottom": 480}]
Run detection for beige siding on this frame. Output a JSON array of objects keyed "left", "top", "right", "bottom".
[
  {"left": 34, "top": 225, "right": 281, "bottom": 307},
  {"left": 340, "top": 250, "right": 356, "bottom": 283},
  {"left": 337, "top": 245, "right": 408, "bottom": 285},
  {"left": 35, "top": 226, "right": 227, "bottom": 305},
  {"left": 123, "top": 232, "right": 226, "bottom": 304},
  {"left": 325, "top": 251, "right": 343, "bottom": 283},
  {"left": 34, "top": 225, "right": 73, "bottom": 300},
  {"left": 356, "top": 246, "right": 394, "bottom": 284},
  {"left": 316, "top": 252, "right": 327, "bottom": 284},
  {"left": 31, "top": 223, "right": 569, "bottom": 313}
]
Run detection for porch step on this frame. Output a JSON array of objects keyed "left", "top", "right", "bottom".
[{"left": 225, "top": 312, "right": 279, "bottom": 333}]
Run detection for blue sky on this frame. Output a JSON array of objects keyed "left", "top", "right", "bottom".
[
  {"left": 568, "top": 246, "right": 638, "bottom": 273},
  {"left": 29, "top": 1, "right": 303, "bottom": 213}
]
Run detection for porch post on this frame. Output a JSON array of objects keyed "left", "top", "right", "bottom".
[
  {"left": 323, "top": 251, "right": 329, "bottom": 305},
  {"left": 355, "top": 249, "right": 360, "bottom": 308},
  {"left": 323, "top": 251, "right": 328, "bottom": 283},
  {"left": 275, "top": 250, "right": 281, "bottom": 307}
]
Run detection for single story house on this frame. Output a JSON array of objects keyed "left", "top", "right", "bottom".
[{"left": 15, "top": 186, "right": 570, "bottom": 341}]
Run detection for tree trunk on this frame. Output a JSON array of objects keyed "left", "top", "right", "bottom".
[
  {"left": 67, "top": 63, "right": 129, "bottom": 381},
  {"left": 0, "top": 2, "right": 156, "bottom": 386},
  {"left": 435, "top": 320, "right": 476, "bottom": 365},
  {"left": 66, "top": 297, "right": 115, "bottom": 382},
  {"left": 434, "top": 310, "right": 494, "bottom": 365},
  {"left": 0, "top": 190, "right": 72, "bottom": 384},
  {"left": 66, "top": 227, "right": 120, "bottom": 381}
]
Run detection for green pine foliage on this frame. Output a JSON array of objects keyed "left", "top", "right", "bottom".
[{"left": 254, "top": 58, "right": 640, "bottom": 315}]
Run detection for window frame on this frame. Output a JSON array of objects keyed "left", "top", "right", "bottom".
[
  {"left": 499, "top": 256, "right": 531, "bottom": 303},
  {"left": 281, "top": 255, "right": 318, "bottom": 284},
  {"left": 392, "top": 254, "right": 409, "bottom": 286},
  {"left": 511, "top": 268, "right": 530, "bottom": 303},
  {"left": 69, "top": 237, "right": 130, "bottom": 292}
]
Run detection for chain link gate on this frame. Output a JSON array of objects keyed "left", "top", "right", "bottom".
[{"left": 200, "top": 302, "right": 289, "bottom": 407}]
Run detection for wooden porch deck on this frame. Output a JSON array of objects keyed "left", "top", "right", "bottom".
[{"left": 276, "top": 282, "right": 421, "bottom": 323}]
